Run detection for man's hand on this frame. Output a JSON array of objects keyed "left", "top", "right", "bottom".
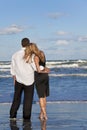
[{"left": 13, "top": 76, "right": 16, "bottom": 85}]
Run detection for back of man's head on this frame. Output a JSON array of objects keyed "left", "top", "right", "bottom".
[{"left": 21, "top": 38, "right": 30, "bottom": 47}]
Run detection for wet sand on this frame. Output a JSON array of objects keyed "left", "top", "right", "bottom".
[{"left": 0, "top": 102, "right": 87, "bottom": 130}]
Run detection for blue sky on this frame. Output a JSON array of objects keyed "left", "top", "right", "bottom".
[{"left": 0, "top": 0, "right": 87, "bottom": 61}]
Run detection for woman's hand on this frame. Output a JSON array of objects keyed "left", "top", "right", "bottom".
[{"left": 43, "top": 67, "right": 50, "bottom": 73}]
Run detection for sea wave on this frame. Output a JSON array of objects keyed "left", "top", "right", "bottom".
[
  {"left": 46, "top": 60, "right": 87, "bottom": 68},
  {"left": 0, "top": 75, "right": 11, "bottom": 78},
  {"left": 0, "top": 64, "right": 10, "bottom": 69},
  {"left": 49, "top": 73, "right": 87, "bottom": 77},
  {"left": 0, "top": 68, "right": 10, "bottom": 72},
  {"left": 0, "top": 60, "right": 87, "bottom": 70},
  {"left": 0, "top": 73, "right": 87, "bottom": 78},
  {"left": 47, "top": 63, "right": 79, "bottom": 68}
]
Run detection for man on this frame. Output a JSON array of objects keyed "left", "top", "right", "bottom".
[{"left": 10, "top": 38, "right": 35, "bottom": 122}]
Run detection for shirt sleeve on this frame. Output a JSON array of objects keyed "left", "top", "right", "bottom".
[{"left": 10, "top": 57, "right": 16, "bottom": 76}]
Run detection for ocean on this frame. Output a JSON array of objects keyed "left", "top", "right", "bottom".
[{"left": 0, "top": 60, "right": 87, "bottom": 103}]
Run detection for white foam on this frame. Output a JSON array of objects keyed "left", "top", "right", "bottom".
[
  {"left": 49, "top": 73, "right": 87, "bottom": 77},
  {"left": 0, "top": 75, "right": 12, "bottom": 78},
  {"left": 0, "top": 64, "right": 10, "bottom": 68}
]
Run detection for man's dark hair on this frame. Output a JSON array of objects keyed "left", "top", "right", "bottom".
[{"left": 21, "top": 38, "right": 30, "bottom": 47}]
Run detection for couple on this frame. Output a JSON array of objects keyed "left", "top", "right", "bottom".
[{"left": 10, "top": 38, "right": 50, "bottom": 122}]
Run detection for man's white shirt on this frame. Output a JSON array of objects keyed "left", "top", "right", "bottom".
[{"left": 11, "top": 48, "right": 36, "bottom": 86}]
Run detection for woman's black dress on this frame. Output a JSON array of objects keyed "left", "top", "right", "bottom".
[{"left": 34, "top": 59, "right": 49, "bottom": 98}]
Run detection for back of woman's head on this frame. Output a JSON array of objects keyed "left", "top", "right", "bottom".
[
  {"left": 30, "top": 43, "right": 45, "bottom": 62},
  {"left": 25, "top": 46, "right": 31, "bottom": 55},
  {"left": 24, "top": 43, "right": 45, "bottom": 62},
  {"left": 29, "top": 43, "right": 40, "bottom": 56}
]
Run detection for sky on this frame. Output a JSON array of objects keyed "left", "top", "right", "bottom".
[{"left": 0, "top": 0, "right": 87, "bottom": 61}]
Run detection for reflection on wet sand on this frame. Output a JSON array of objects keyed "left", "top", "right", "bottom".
[
  {"left": 10, "top": 120, "right": 32, "bottom": 130},
  {"left": 10, "top": 119, "right": 47, "bottom": 130},
  {"left": 40, "top": 120, "right": 46, "bottom": 130}
]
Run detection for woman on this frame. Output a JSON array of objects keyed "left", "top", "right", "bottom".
[{"left": 24, "top": 43, "right": 50, "bottom": 120}]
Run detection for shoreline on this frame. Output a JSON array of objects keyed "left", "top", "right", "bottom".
[{"left": 1, "top": 100, "right": 87, "bottom": 104}]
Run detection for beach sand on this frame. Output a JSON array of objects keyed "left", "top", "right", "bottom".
[{"left": 0, "top": 102, "right": 87, "bottom": 130}]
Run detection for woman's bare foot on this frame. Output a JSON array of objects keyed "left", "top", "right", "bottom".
[
  {"left": 39, "top": 112, "right": 44, "bottom": 120},
  {"left": 43, "top": 115, "right": 48, "bottom": 120}
]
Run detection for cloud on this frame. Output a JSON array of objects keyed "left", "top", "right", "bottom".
[
  {"left": 47, "top": 12, "right": 66, "bottom": 19},
  {"left": 0, "top": 24, "right": 23, "bottom": 35},
  {"left": 56, "top": 40, "right": 69, "bottom": 45},
  {"left": 56, "top": 31, "right": 70, "bottom": 36},
  {"left": 78, "top": 36, "right": 87, "bottom": 42}
]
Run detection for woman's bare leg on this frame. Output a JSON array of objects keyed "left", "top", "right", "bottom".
[
  {"left": 43, "top": 97, "right": 48, "bottom": 120},
  {"left": 39, "top": 97, "right": 47, "bottom": 120}
]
